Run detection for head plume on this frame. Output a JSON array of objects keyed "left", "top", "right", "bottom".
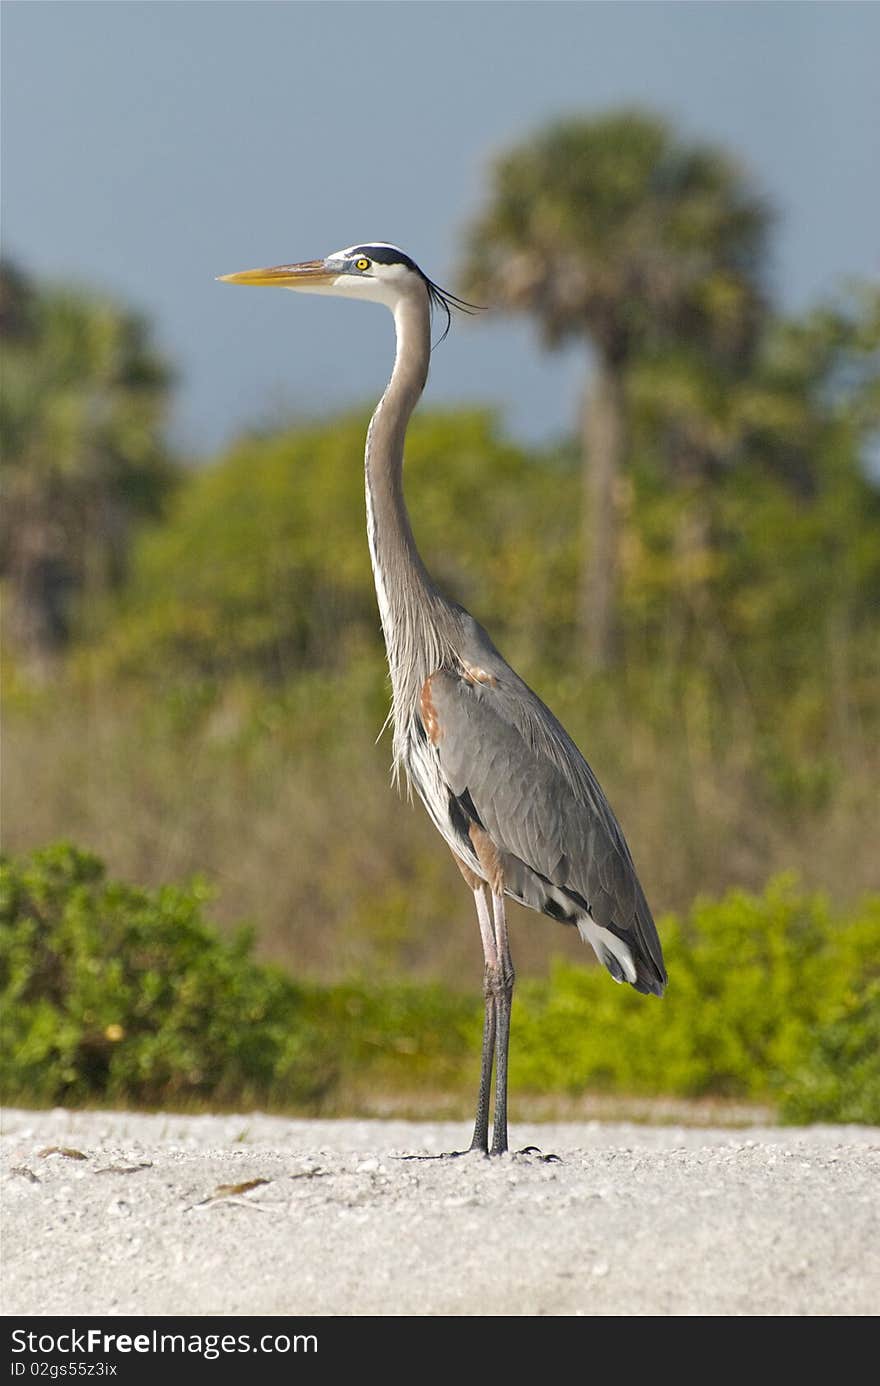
[{"left": 344, "top": 242, "right": 484, "bottom": 344}]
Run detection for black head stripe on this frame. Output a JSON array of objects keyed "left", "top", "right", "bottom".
[{"left": 349, "top": 244, "right": 419, "bottom": 272}]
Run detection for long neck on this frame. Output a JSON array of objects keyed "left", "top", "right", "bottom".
[{"left": 365, "top": 292, "right": 457, "bottom": 776}]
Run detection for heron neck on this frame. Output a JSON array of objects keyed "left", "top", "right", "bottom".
[
  {"left": 364, "top": 292, "right": 454, "bottom": 773},
  {"left": 365, "top": 294, "right": 431, "bottom": 587}
]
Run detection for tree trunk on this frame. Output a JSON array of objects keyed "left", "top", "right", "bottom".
[
  {"left": 4, "top": 505, "right": 72, "bottom": 682},
  {"left": 580, "top": 354, "right": 626, "bottom": 671}
]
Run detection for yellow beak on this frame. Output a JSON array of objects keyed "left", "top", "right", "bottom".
[{"left": 216, "top": 260, "right": 338, "bottom": 288}]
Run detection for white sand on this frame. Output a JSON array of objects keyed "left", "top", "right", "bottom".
[{"left": 2, "top": 1109, "right": 877, "bottom": 1316}]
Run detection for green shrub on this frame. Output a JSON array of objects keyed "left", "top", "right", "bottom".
[
  {"left": 3, "top": 847, "right": 877, "bottom": 1122},
  {"left": 778, "top": 978, "right": 880, "bottom": 1124},
  {"left": 511, "top": 877, "right": 880, "bottom": 1119},
  {"left": 94, "top": 411, "right": 566, "bottom": 689},
  {"left": 0, "top": 843, "right": 335, "bottom": 1107}
]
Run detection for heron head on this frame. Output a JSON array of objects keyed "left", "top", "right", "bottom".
[{"left": 217, "top": 242, "right": 479, "bottom": 339}]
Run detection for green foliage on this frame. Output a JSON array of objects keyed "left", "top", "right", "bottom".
[
  {"left": 0, "top": 260, "right": 174, "bottom": 664},
  {"left": 4, "top": 365, "right": 875, "bottom": 985},
  {"left": 93, "top": 410, "right": 572, "bottom": 690},
  {"left": 4, "top": 116, "right": 878, "bottom": 1142},
  {"left": 619, "top": 286, "right": 880, "bottom": 805},
  {"left": 3, "top": 848, "right": 877, "bottom": 1122},
  {"left": 778, "top": 978, "right": 880, "bottom": 1125},
  {"left": 0, "top": 843, "right": 333, "bottom": 1107},
  {"left": 511, "top": 878, "right": 880, "bottom": 1120}
]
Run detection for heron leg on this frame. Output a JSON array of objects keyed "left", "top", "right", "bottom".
[
  {"left": 489, "top": 889, "right": 515, "bottom": 1157},
  {"left": 468, "top": 885, "right": 497, "bottom": 1155}
]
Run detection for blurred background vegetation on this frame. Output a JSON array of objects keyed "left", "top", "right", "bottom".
[{"left": 2, "top": 111, "right": 879, "bottom": 1120}]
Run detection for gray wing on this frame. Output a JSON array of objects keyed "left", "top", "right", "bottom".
[{"left": 423, "top": 663, "right": 666, "bottom": 996}]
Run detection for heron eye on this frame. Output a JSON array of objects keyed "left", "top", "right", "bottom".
[{"left": 355, "top": 257, "right": 370, "bottom": 271}]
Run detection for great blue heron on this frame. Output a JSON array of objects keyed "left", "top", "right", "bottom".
[{"left": 219, "top": 242, "right": 666, "bottom": 1156}]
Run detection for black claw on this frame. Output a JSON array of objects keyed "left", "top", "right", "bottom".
[{"left": 515, "top": 1146, "right": 561, "bottom": 1162}]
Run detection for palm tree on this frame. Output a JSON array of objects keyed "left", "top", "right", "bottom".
[
  {"left": 460, "top": 110, "right": 770, "bottom": 670},
  {"left": 0, "top": 261, "right": 174, "bottom": 676}
]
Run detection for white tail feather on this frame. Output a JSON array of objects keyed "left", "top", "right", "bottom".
[{"left": 576, "top": 913, "right": 637, "bottom": 985}]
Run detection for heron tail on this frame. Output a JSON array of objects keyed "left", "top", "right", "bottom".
[{"left": 577, "top": 901, "right": 667, "bottom": 997}]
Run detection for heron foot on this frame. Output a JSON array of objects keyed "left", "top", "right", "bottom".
[
  {"left": 514, "top": 1145, "right": 562, "bottom": 1162},
  {"left": 394, "top": 1143, "right": 560, "bottom": 1162}
]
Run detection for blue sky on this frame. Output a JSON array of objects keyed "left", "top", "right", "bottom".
[{"left": 3, "top": 1, "right": 878, "bottom": 456}]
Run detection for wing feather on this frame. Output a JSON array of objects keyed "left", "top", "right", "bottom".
[{"left": 425, "top": 665, "right": 666, "bottom": 993}]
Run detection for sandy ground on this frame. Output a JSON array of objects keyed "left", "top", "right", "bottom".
[{"left": 2, "top": 1108, "right": 878, "bottom": 1317}]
